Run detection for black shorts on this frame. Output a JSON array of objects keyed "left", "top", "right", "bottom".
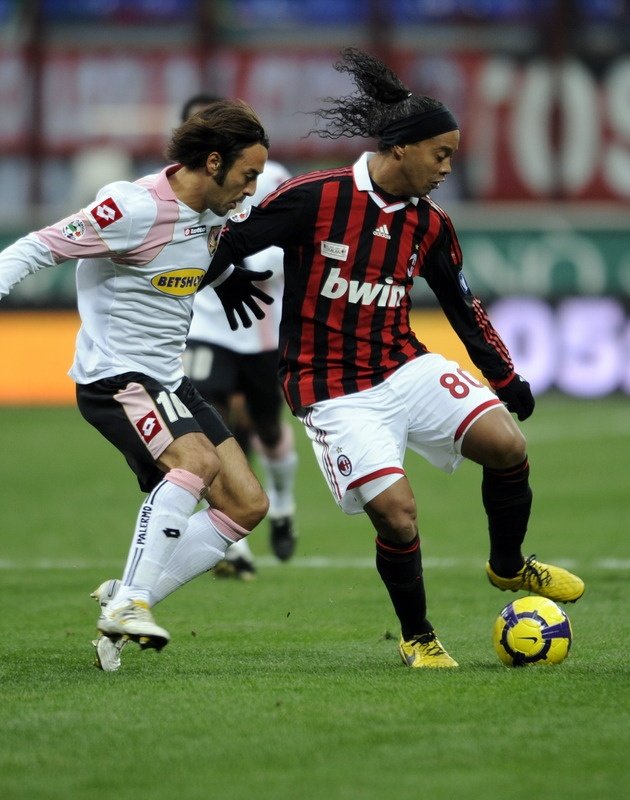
[
  {"left": 184, "top": 341, "right": 282, "bottom": 425},
  {"left": 76, "top": 372, "right": 232, "bottom": 492}
]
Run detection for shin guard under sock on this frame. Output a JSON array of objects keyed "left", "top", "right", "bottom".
[
  {"left": 118, "top": 470, "right": 205, "bottom": 605},
  {"left": 375, "top": 535, "right": 432, "bottom": 640},
  {"left": 482, "top": 457, "right": 532, "bottom": 577},
  {"left": 151, "top": 507, "right": 250, "bottom": 604}
]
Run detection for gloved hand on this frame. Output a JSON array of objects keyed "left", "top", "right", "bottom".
[
  {"left": 213, "top": 266, "right": 274, "bottom": 330},
  {"left": 490, "top": 373, "right": 535, "bottom": 421}
]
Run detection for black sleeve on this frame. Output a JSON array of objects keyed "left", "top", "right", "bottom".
[
  {"left": 422, "top": 222, "right": 514, "bottom": 384},
  {"left": 199, "top": 186, "right": 309, "bottom": 290}
]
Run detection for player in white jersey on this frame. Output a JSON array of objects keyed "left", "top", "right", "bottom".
[
  {"left": 182, "top": 95, "right": 299, "bottom": 578},
  {"left": 0, "top": 100, "right": 274, "bottom": 670}
]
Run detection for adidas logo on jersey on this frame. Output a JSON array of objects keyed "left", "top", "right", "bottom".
[{"left": 373, "top": 224, "right": 391, "bottom": 239}]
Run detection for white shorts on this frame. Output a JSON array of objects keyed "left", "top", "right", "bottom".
[{"left": 299, "top": 353, "right": 502, "bottom": 515}]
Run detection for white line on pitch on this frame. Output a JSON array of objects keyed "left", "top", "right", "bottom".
[{"left": 0, "top": 557, "right": 628, "bottom": 570}]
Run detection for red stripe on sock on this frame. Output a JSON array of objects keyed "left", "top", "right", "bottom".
[{"left": 375, "top": 535, "right": 420, "bottom": 555}]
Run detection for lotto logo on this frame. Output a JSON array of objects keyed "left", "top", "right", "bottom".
[
  {"left": 136, "top": 412, "right": 162, "bottom": 443},
  {"left": 184, "top": 225, "right": 206, "bottom": 237},
  {"left": 89, "top": 197, "right": 123, "bottom": 229}
]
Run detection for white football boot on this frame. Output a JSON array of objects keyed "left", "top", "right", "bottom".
[
  {"left": 97, "top": 597, "right": 170, "bottom": 651},
  {"left": 90, "top": 579, "right": 127, "bottom": 672}
]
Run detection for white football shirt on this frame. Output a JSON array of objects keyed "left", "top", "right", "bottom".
[{"left": 0, "top": 165, "right": 225, "bottom": 391}]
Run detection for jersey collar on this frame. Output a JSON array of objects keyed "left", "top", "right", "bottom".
[
  {"left": 353, "top": 152, "right": 419, "bottom": 213},
  {"left": 155, "top": 164, "right": 181, "bottom": 201},
  {"left": 154, "top": 164, "right": 223, "bottom": 225}
]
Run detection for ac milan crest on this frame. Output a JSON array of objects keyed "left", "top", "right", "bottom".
[{"left": 337, "top": 453, "right": 352, "bottom": 476}]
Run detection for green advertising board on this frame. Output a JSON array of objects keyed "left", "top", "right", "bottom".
[{"left": 1, "top": 224, "right": 629, "bottom": 308}]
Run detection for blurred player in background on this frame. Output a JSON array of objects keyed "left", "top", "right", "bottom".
[
  {"left": 201, "top": 49, "right": 585, "bottom": 668},
  {"left": 182, "top": 94, "right": 298, "bottom": 578},
  {"left": 0, "top": 100, "right": 273, "bottom": 671}
]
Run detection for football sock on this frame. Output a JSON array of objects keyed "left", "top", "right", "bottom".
[
  {"left": 224, "top": 536, "right": 255, "bottom": 564},
  {"left": 115, "top": 469, "right": 205, "bottom": 607},
  {"left": 253, "top": 422, "right": 298, "bottom": 518},
  {"left": 482, "top": 457, "right": 532, "bottom": 577},
  {"left": 151, "top": 506, "right": 249, "bottom": 604},
  {"left": 375, "top": 534, "right": 433, "bottom": 640}
]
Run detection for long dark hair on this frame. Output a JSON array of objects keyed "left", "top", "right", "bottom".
[
  {"left": 310, "top": 48, "right": 443, "bottom": 148},
  {"left": 166, "top": 99, "right": 269, "bottom": 182}
]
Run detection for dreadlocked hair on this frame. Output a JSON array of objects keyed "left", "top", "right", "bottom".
[{"left": 310, "top": 47, "right": 443, "bottom": 146}]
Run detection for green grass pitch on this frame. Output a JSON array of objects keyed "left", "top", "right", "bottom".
[{"left": 0, "top": 395, "right": 628, "bottom": 800}]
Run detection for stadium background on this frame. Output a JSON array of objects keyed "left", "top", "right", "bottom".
[
  {"left": 0, "top": 0, "right": 628, "bottom": 402},
  {"left": 1, "top": 7, "right": 628, "bottom": 800}
]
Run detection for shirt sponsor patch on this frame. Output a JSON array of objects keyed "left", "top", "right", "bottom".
[
  {"left": 184, "top": 225, "right": 207, "bottom": 237},
  {"left": 229, "top": 207, "right": 252, "bottom": 223},
  {"left": 89, "top": 197, "right": 123, "bottom": 229},
  {"left": 321, "top": 240, "right": 349, "bottom": 261},
  {"left": 151, "top": 268, "right": 205, "bottom": 296},
  {"left": 62, "top": 219, "right": 85, "bottom": 241},
  {"left": 136, "top": 411, "right": 162, "bottom": 443}
]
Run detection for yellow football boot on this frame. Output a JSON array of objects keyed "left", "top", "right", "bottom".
[
  {"left": 486, "top": 554, "right": 584, "bottom": 604},
  {"left": 398, "top": 632, "right": 459, "bottom": 668}
]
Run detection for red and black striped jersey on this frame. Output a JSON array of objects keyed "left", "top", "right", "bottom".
[{"left": 205, "top": 152, "right": 513, "bottom": 413}]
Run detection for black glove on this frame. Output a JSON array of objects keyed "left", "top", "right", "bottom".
[
  {"left": 213, "top": 266, "right": 274, "bottom": 330},
  {"left": 492, "top": 373, "right": 535, "bottom": 421}
]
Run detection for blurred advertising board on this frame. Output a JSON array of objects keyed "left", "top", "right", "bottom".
[
  {"left": 1, "top": 44, "right": 628, "bottom": 400},
  {"left": 2, "top": 221, "right": 628, "bottom": 403},
  {"left": 1, "top": 48, "right": 629, "bottom": 201},
  {"left": 2, "top": 224, "right": 627, "bottom": 309},
  {"left": 1, "top": 301, "right": 628, "bottom": 405}
]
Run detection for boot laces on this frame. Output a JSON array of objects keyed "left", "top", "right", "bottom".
[
  {"left": 522, "top": 555, "right": 552, "bottom": 588},
  {"left": 410, "top": 632, "right": 444, "bottom": 656}
]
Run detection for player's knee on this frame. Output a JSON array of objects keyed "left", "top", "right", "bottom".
[
  {"left": 463, "top": 409, "right": 527, "bottom": 468},
  {"left": 485, "top": 427, "right": 527, "bottom": 469},
  {"left": 368, "top": 500, "right": 417, "bottom": 543},
  {"left": 159, "top": 433, "right": 223, "bottom": 487},
  {"left": 507, "top": 428, "right": 527, "bottom": 464},
  {"left": 239, "top": 482, "right": 270, "bottom": 531}
]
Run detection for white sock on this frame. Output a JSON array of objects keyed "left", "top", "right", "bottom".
[
  {"left": 224, "top": 537, "right": 254, "bottom": 564},
  {"left": 151, "top": 507, "right": 249, "bottom": 604},
  {"left": 252, "top": 422, "right": 298, "bottom": 518},
  {"left": 114, "top": 469, "right": 205, "bottom": 607}
]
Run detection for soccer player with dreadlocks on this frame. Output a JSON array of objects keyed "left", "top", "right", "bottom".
[{"left": 203, "top": 48, "right": 584, "bottom": 667}]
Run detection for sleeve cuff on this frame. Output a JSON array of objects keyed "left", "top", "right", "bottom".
[
  {"left": 488, "top": 372, "right": 515, "bottom": 390},
  {"left": 206, "top": 263, "right": 235, "bottom": 289}
]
